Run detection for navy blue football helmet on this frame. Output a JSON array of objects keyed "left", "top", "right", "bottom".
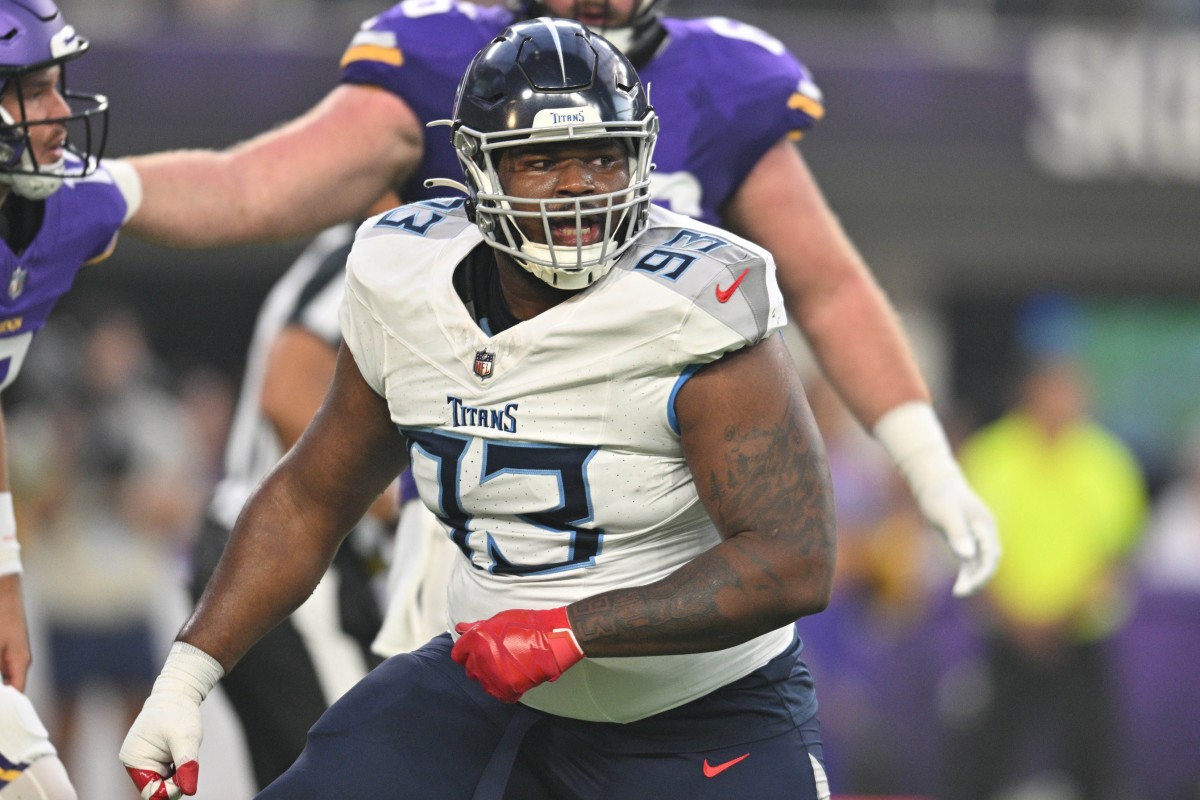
[
  {"left": 0, "top": 0, "right": 108, "bottom": 199},
  {"left": 431, "top": 18, "right": 658, "bottom": 290}
]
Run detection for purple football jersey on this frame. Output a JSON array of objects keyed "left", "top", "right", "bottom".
[
  {"left": 0, "top": 160, "right": 130, "bottom": 390},
  {"left": 339, "top": 4, "right": 823, "bottom": 226}
]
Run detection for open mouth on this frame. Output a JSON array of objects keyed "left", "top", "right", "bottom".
[{"left": 549, "top": 217, "right": 603, "bottom": 246}]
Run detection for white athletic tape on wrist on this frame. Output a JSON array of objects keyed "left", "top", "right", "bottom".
[
  {"left": 155, "top": 642, "right": 224, "bottom": 705},
  {"left": 0, "top": 492, "right": 22, "bottom": 577},
  {"left": 872, "top": 401, "right": 958, "bottom": 492},
  {"left": 104, "top": 158, "right": 144, "bottom": 224}
]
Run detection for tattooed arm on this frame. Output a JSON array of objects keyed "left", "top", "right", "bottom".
[{"left": 568, "top": 334, "right": 837, "bottom": 658}]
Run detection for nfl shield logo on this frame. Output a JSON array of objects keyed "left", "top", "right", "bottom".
[
  {"left": 473, "top": 350, "right": 495, "bottom": 380},
  {"left": 7, "top": 266, "right": 26, "bottom": 300}
]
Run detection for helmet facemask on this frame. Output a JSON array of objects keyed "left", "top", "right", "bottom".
[
  {"left": 431, "top": 19, "right": 660, "bottom": 291},
  {"left": 453, "top": 111, "right": 658, "bottom": 290}
]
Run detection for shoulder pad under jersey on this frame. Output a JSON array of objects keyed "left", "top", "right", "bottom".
[{"left": 619, "top": 206, "right": 785, "bottom": 346}]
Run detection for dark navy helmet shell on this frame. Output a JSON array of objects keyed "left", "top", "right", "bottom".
[{"left": 453, "top": 17, "right": 651, "bottom": 144}]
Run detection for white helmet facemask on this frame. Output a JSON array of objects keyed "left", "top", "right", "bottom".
[
  {"left": 460, "top": 119, "right": 657, "bottom": 291},
  {"left": 453, "top": 116, "right": 657, "bottom": 290},
  {"left": 432, "top": 17, "right": 660, "bottom": 289}
]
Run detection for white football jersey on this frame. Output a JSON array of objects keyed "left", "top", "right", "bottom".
[{"left": 341, "top": 200, "right": 793, "bottom": 722}]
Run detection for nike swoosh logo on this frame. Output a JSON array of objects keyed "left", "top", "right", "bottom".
[
  {"left": 715, "top": 268, "right": 750, "bottom": 303},
  {"left": 702, "top": 753, "right": 750, "bottom": 778}
]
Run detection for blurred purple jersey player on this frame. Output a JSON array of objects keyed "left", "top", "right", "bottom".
[
  {"left": 0, "top": 1, "right": 140, "bottom": 798},
  {"left": 340, "top": 2, "right": 822, "bottom": 223}
]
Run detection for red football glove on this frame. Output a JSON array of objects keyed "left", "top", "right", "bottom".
[
  {"left": 125, "top": 762, "right": 198, "bottom": 800},
  {"left": 451, "top": 607, "right": 584, "bottom": 703}
]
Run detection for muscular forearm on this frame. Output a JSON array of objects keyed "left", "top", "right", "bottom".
[
  {"left": 125, "top": 149, "right": 384, "bottom": 248},
  {"left": 568, "top": 528, "right": 832, "bottom": 658},
  {"left": 724, "top": 138, "right": 930, "bottom": 429},
  {"left": 794, "top": 270, "right": 930, "bottom": 429},
  {"left": 122, "top": 84, "right": 423, "bottom": 248},
  {"left": 182, "top": 348, "right": 409, "bottom": 667}
]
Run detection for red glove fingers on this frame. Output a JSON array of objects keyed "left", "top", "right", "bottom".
[
  {"left": 126, "top": 760, "right": 198, "bottom": 799},
  {"left": 451, "top": 606, "right": 584, "bottom": 703}
]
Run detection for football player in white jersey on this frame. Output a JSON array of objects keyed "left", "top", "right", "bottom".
[
  {"left": 124, "top": 1, "right": 998, "bottom": 780},
  {"left": 120, "top": 20, "right": 836, "bottom": 799},
  {"left": 119, "top": 0, "right": 999, "bottom": 611}
]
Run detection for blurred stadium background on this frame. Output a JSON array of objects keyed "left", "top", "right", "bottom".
[{"left": 9, "top": 1, "right": 1199, "bottom": 798}]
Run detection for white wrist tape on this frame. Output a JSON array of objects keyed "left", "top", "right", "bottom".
[
  {"left": 103, "top": 158, "right": 144, "bottom": 224},
  {"left": 155, "top": 641, "right": 225, "bottom": 705},
  {"left": 0, "top": 492, "right": 22, "bottom": 577},
  {"left": 872, "top": 401, "right": 958, "bottom": 493}
]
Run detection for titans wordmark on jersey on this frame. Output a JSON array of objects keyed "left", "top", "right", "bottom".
[{"left": 340, "top": 199, "right": 793, "bottom": 723}]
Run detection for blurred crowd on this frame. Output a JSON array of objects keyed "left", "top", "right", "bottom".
[
  {"left": 4, "top": 295, "right": 1198, "bottom": 799},
  {"left": 796, "top": 333, "right": 1200, "bottom": 800}
]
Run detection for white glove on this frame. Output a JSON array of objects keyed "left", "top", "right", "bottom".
[
  {"left": 874, "top": 402, "right": 1001, "bottom": 597},
  {"left": 119, "top": 642, "right": 223, "bottom": 799}
]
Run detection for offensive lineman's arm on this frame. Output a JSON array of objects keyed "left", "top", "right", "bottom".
[
  {"left": 451, "top": 335, "right": 836, "bottom": 701},
  {"left": 724, "top": 138, "right": 926, "bottom": 427},
  {"left": 725, "top": 139, "right": 1000, "bottom": 597},
  {"left": 120, "top": 346, "right": 406, "bottom": 797},
  {"left": 122, "top": 85, "right": 423, "bottom": 248}
]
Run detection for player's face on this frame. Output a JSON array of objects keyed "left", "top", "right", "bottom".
[
  {"left": 497, "top": 139, "right": 631, "bottom": 248},
  {"left": 543, "top": 0, "right": 638, "bottom": 28},
  {"left": 1, "top": 66, "right": 71, "bottom": 167}
]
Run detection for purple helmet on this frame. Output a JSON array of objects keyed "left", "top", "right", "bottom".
[{"left": 0, "top": 0, "right": 108, "bottom": 199}]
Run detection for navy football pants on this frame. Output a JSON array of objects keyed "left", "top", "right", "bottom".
[{"left": 258, "top": 634, "right": 829, "bottom": 799}]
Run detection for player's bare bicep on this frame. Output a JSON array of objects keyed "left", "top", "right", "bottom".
[
  {"left": 287, "top": 344, "right": 408, "bottom": 511},
  {"left": 677, "top": 336, "right": 834, "bottom": 554}
]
